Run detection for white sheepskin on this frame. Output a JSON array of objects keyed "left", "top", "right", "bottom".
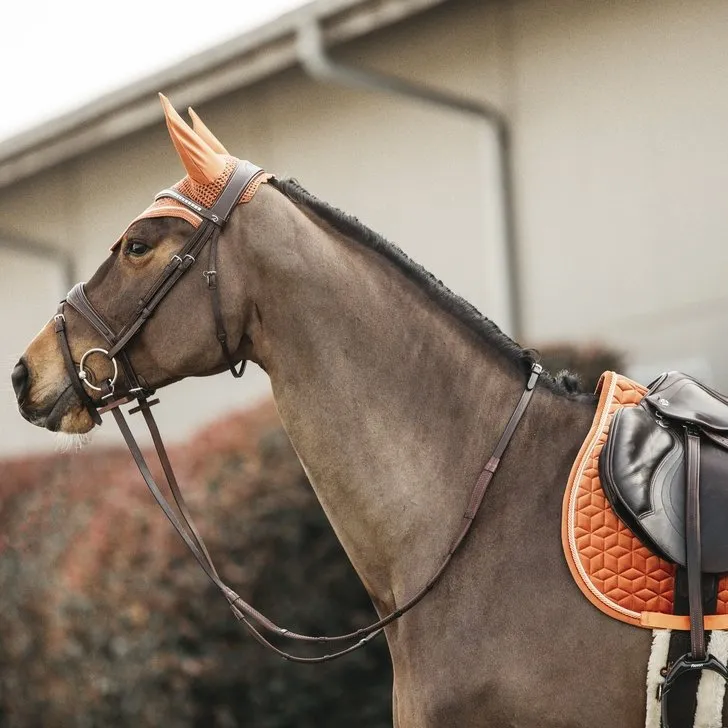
[
  {"left": 693, "top": 630, "right": 728, "bottom": 728},
  {"left": 646, "top": 629, "right": 672, "bottom": 728}
]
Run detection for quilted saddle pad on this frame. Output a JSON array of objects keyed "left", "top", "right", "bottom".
[{"left": 561, "top": 370, "right": 728, "bottom": 630}]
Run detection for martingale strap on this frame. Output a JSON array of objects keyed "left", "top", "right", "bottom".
[{"left": 108, "top": 363, "right": 542, "bottom": 663}]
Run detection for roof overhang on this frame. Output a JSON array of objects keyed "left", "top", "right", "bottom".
[{"left": 0, "top": 0, "right": 448, "bottom": 190}]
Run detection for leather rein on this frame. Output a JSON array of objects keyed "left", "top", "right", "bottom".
[{"left": 53, "top": 161, "right": 543, "bottom": 662}]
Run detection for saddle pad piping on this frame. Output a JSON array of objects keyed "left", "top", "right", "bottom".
[{"left": 566, "top": 373, "right": 640, "bottom": 620}]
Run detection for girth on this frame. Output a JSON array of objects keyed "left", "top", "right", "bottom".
[{"left": 53, "top": 158, "right": 544, "bottom": 661}]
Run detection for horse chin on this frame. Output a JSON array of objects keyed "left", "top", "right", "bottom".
[
  {"left": 55, "top": 407, "right": 96, "bottom": 435},
  {"left": 19, "top": 387, "right": 96, "bottom": 434}
]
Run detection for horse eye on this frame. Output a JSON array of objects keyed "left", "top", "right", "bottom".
[{"left": 126, "top": 241, "right": 150, "bottom": 257}]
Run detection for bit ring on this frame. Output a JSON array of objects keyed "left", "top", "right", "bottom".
[{"left": 78, "top": 348, "right": 119, "bottom": 392}]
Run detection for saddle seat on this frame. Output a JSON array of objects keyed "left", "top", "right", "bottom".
[{"left": 561, "top": 371, "right": 728, "bottom": 630}]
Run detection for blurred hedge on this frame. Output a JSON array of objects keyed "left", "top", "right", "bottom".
[
  {"left": 0, "top": 402, "right": 391, "bottom": 727},
  {"left": 537, "top": 343, "right": 625, "bottom": 392}
]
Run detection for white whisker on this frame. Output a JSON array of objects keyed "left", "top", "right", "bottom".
[{"left": 54, "top": 431, "right": 93, "bottom": 453}]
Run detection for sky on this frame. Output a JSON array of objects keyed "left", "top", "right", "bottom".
[{"left": 0, "top": 0, "right": 309, "bottom": 143}]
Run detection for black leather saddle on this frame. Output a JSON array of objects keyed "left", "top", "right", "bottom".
[
  {"left": 599, "top": 370, "right": 728, "bottom": 726},
  {"left": 600, "top": 371, "right": 728, "bottom": 573}
]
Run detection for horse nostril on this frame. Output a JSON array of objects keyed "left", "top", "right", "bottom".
[{"left": 11, "top": 359, "right": 29, "bottom": 402}]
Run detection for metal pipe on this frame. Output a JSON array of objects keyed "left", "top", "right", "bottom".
[
  {"left": 0, "top": 232, "right": 76, "bottom": 291},
  {"left": 296, "top": 19, "right": 523, "bottom": 340}
]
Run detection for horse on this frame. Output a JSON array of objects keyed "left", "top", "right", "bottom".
[{"left": 12, "top": 96, "right": 655, "bottom": 727}]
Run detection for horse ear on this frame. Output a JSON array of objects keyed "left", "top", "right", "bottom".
[
  {"left": 158, "top": 93, "right": 226, "bottom": 185},
  {"left": 188, "top": 107, "right": 229, "bottom": 155}
]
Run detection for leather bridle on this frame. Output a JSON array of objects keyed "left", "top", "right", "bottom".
[
  {"left": 56, "top": 160, "right": 265, "bottom": 412},
  {"left": 52, "top": 161, "right": 543, "bottom": 662}
]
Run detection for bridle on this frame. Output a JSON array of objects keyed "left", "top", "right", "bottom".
[
  {"left": 53, "top": 160, "right": 543, "bottom": 662},
  {"left": 56, "top": 160, "right": 264, "bottom": 416}
]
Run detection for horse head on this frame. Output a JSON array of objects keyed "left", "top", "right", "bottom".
[{"left": 12, "top": 95, "right": 268, "bottom": 433}]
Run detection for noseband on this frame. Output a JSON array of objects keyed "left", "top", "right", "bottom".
[{"left": 52, "top": 161, "right": 543, "bottom": 662}]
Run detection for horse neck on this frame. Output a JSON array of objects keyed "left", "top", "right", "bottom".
[{"left": 238, "top": 188, "right": 539, "bottom": 608}]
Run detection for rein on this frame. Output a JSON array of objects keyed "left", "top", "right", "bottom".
[{"left": 53, "top": 163, "right": 543, "bottom": 662}]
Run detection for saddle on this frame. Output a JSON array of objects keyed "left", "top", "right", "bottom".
[
  {"left": 601, "top": 371, "right": 728, "bottom": 573},
  {"left": 598, "top": 371, "right": 728, "bottom": 725}
]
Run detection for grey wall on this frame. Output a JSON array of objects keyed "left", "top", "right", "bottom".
[
  {"left": 510, "top": 0, "right": 728, "bottom": 384},
  {"left": 1, "top": 0, "right": 727, "bottom": 455}
]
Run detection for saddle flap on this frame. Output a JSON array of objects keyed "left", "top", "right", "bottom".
[
  {"left": 600, "top": 405, "right": 686, "bottom": 565},
  {"left": 644, "top": 371, "right": 728, "bottom": 433},
  {"left": 600, "top": 403, "right": 728, "bottom": 573}
]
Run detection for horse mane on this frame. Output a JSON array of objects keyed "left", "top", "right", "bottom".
[{"left": 270, "top": 177, "right": 585, "bottom": 397}]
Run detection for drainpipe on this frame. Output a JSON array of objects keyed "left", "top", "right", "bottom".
[
  {"left": 0, "top": 232, "right": 76, "bottom": 291},
  {"left": 296, "top": 19, "right": 523, "bottom": 341}
]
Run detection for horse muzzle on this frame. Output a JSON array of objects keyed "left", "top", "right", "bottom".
[
  {"left": 11, "top": 359, "right": 30, "bottom": 404},
  {"left": 12, "top": 356, "right": 94, "bottom": 433}
]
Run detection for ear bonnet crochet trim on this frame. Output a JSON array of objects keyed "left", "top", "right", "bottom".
[{"left": 113, "top": 94, "right": 270, "bottom": 248}]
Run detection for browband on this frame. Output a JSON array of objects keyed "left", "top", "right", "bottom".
[{"left": 155, "top": 161, "right": 266, "bottom": 226}]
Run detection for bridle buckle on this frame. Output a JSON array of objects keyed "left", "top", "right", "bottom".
[
  {"left": 171, "top": 253, "right": 196, "bottom": 268},
  {"left": 204, "top": 270, "right": 217, "bottom": 288}
]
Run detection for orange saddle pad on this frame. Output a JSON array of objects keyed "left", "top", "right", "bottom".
[{"left": 561, "top": 371, "right": 728, "bottom": 630}]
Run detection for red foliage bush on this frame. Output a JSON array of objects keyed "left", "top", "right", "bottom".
[{"left": 0, "top": 401, "right": 391, "bottom": 727}]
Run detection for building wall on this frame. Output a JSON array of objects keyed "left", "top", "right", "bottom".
[
  {"left": 1, "top": 0, "right": 727, "bottom": 454},
  {"left": 510, "top": 0, "right": 728, "bottom": 385},
  {"left": 0, "top": 248, "right": 66, "bottom": 453}
]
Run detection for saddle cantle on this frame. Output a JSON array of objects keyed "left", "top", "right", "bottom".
[{"left": 600, "top": 371, "right": 728, "bottom": 573}]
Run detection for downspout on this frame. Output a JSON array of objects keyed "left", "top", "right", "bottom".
[
  {"left": 296, "top": 19, "right": 523, "bottom": 341},
  {"left": 0, "top": 232, "right": 76, "bottom": 292}
]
